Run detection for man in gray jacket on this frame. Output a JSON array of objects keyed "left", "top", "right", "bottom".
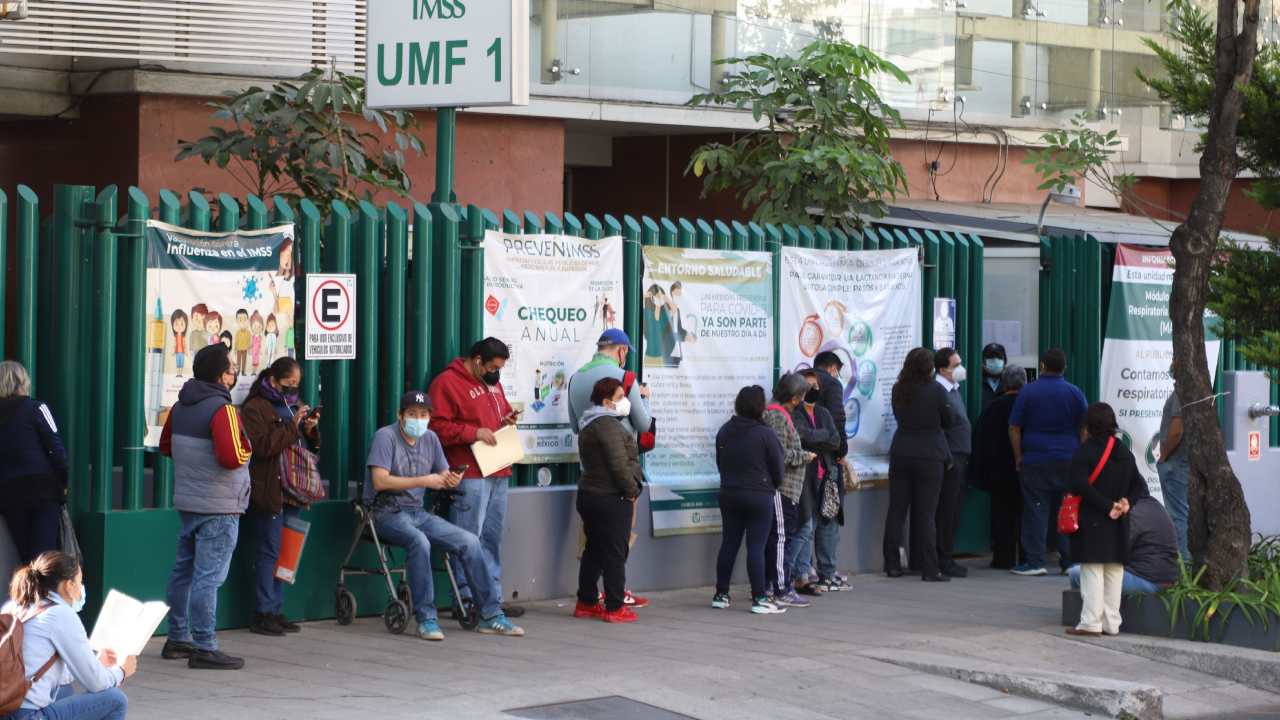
[
  {"left": 934, "top": 347, "right": 972, "bottom": 578},
  {"left": 158, "top": 344, "right": 252, "bottom": 670}
]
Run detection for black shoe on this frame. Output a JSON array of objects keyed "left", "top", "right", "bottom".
[
  {"left": 501, "top": 604, "right": 526, "bottom": 618},
  {"left": 274, "top": 614, "right": 301, "bottom": 633},
  {"left": 188, "top": 649, "right": 245, "bottom": 670},
  {"left": 885, "top": 568, "right": 905, "bottom": 578},
  {"left": 250, "top": 613, "right": 285, "bottom": 637},
  {"left": 943, "top": 565, "right": 969, "bottom": 578},
  {"left": 922, "top": 573, "right": 951, "bottom": 582},
  {"left": 161, "top": 640, "right": 196, "bottom": 660}
]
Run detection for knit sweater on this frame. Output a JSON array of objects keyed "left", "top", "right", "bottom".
[{"left": 763, "top": 405, "right": 808, "bottom": 503}]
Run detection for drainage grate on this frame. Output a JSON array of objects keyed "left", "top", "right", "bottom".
[{"left": 503, "top": 695, "right": 698, "bottom": 720}]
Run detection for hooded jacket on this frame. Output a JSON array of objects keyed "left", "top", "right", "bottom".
[
  {"left": 0, "top": 396, "right": 68, "bottom": 507},
  {"left": 715, "top": 415, "right": 783, "bottom": 494},
  {"left": 160, "top": 379, "right": 252, "bottom": 514},
  {"left": 576, "top": 406, "right": 642, "bottom": 498},
  {"left": 428, "top": 358, "right": 513, "bottom": 479}
]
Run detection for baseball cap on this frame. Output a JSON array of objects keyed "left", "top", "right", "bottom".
[
  {"left": 598, "top": 328, "right": 633, "bottom": 349},
  {"left": 399, "top": 390, "right": 433, "bottom": 413}
]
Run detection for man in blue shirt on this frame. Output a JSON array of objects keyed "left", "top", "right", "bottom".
[
  {"left": 366, "top": 391, "right": 524, "bottom": 640},
  {"left": 1008, "top": 348, "right": 1087, "bottom": 576}
]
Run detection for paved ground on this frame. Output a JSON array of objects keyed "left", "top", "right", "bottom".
[{"left": 125, "top": 561, "right": 1280, "bottom": 720}]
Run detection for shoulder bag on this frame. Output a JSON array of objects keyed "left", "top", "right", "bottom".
[{"left": 1057, "top": 436, "right": 1116, "bottom": 535}]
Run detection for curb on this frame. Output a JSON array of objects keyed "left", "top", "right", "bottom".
[{"left": 1066, "top": 632, "right": 1280, "bottom": 695}]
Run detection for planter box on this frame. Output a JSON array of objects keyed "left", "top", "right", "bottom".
[{"left": 1062, "top": 590, "right": 1280, "bottom": 652}]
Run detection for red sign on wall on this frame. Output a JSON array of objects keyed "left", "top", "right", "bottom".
[{"left": 1249, "top": 431, "right": 1262, "bottom": 462}]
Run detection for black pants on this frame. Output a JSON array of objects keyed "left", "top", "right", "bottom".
[
  {"left": 577, "top": 493, "right": 633, "bottom": 611},
  {"left": 3, "top": 500, "right": 61, "bottom": 564},
  {"left": 883, "top": 455, "right": 944, "bottom": 578},
  {"left": 716, "top": 489, "right": 775, "bottom": 598},
  {"left": 935, "top": 455, "right": 968, "bottom": 570},
  {"left": 990, "top": 480, "right": 1023, "bottom": 569},
  {"left": 763, "top": 493, "right": 795, "bottom": 594}
]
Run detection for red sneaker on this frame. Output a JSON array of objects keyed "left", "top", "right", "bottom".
[
  {"left": 573, "top": 601, "right": 604, "bottom": 619},
  {"left": 623, "top": 590, "right": 649, "bottom": 608},
  {"left": 601, "top": 606, "right": 638, "bottom": 623}
]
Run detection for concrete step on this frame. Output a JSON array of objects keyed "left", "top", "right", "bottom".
[{"left": 1064, "top": 631, "right": 1280, "bottom": 695}]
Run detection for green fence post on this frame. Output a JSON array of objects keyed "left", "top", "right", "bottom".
[
  {"left": 660, "top": 218, "right": 678, "bottom": 247},
  {"left": 954, "top": 232, "right": 971, "bottom": 386},
  {"left": 730, "top": 221, "right": 748, "bottom": 251},
  {"left": 150, "top": 191, "right": 184, "bottom": 507},
  {"left": 814, "top": 226, "right": 831, "bottom": 251},
  {"left": 584, "top": 213, "right": 603, "bottom": 241},
  {"left": 15, "top": 186, "right": 39, "bottom": 377},
  {"left": 544, "top": 211, "right": 563, "bottom": 235},
  {"left": 967, "top": 234, "right": 985, "bottom": 415},
  {"left": 619, "top": 215, "right": 642, "bottom": 373},
  {"left": 297, "top": 200, "right": 323, "bottom": 406},
  {"left": 92, "top": 186, "right": 119, "bottom": 512},
  {"left": 351, "top": 201, "right": 381, "bottom": 486},
  {"left": 677, "top": 218, "right": 695, "bottom": 248},
  {"left": 462, "top": 205, "right": 488, "bottom": 350},
  {"left": 797, "top": 225, "right": 815, "bottom": 249},
  {"left": 246, "top": 195, "right": 268, "bottom": 230},
  {"left": 431, "top": 203, "right": 463, "bottom": 380},
  {"left": 712, "top": 220, "right": 731, "bottom": 250},
  {"left": 52, "top": 184, "right": 96, "bottom": 515},
  {"left": 384, "top": 202, "right": 408, "bottom": 426},
  {"left": 564, "top": 212, "right": 583, "bottom": 237},
  {"left": 1083, "top": 236, "right": 1103, "bottom": 402},
  {"left": 641, "top": 216, "right": 659, "bottom": 247},
  {"left": 409, "top": 203, "right": 433, "bottom": 390},
  {"left": 322, "top": 202, "right": 353, "bottom": 498},
  {"left": 120, "top": 188, "right": 149, "bottom": 510},
  {"left": 216, "top": 193, "right": 239, "bottom": 232},
  {"left": 938, "top": 232, "right": 956, "bottom": 351}
]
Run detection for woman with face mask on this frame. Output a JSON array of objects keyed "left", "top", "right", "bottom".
[
  {"left": 2, "top": 551, "right": 136, "bottom": 719},
  {"left": 572, "top": 378, "right": 644, "bottom": 624},
  {"left": 240, "top": 357, "right": 319, "bottom": 638}
]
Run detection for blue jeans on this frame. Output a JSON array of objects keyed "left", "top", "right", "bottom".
[
  {"left": 1068, "top": 565, "right": 1162, "bottom": 594},
  {"left": 815, "top": 514, "right": 840, "bottom": 579},
  {"left": 1157, "top": 456, "right": 1190, "bottom": 558},
  {"left": 166, "top": 512, "right": 239, "bottom": 651},
  {"left": 5, "top": 687, "right": 128, "bottom": 720},
  {"left": 252, "top": 506, "right": 301, "bottom": 615},
  {"left": 1019, "top": 461, "right": 1071, "bottom": 570},
  {"left": 791, "top": 516, "right": 816, "bottom": 581},
  {"left": 373, "top": 507, "right": 500, "bottom": 622},
  {"left": 448, "top": 477, "right": 508, "bottom": 604}
]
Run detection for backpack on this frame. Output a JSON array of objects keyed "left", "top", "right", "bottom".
[
  {"left": 0, "top": 604, "right": 58, "bottom": 714},
  {"left": 621, "top": 371, "right": 656, "bottom": 454}
]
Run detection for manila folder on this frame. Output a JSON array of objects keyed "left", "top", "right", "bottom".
[{"left": 471, "top": 424, "right": 524, "bottom": 477}]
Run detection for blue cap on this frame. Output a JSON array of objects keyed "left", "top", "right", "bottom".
[{"left": 598, "top": 328, "right": 632, "bottom": 349}]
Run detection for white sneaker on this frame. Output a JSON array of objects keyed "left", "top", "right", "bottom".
[
  {"left": 711, "top": 593, "right": 731, "bottom": 609},
  {"left": 751, "top": 597, "right": 787, "bottom": 615}
]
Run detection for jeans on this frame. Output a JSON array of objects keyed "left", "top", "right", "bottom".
[
  {"left": 166, "top": 512, "right": 239, "bottom": 651},
  {"left": 716, "top": 490, "right": 776, "bottom": 598},
  {"left": 448, "top": 477, "right": 508, "bottom": 604},
  {"left": 1068, "top": 565, "right": 1162, "bottom": 594},
  {"left": 576, "top": 493, "right": 632, "bottom": 610},
  {"left": 1157, "top": 456, "right": 1190, "bottom": 558},
  {"left": 2, "top": 500, "right": 61, "bottom": 564},
  {"left": 252, "top": 505, "right": 301, "bottom": 615},
  {"left": 373, "top": 507, "right": 500, "bottom": 622},
  {"left": 814, "top": 514, "right": 840, "bottom": 579},
  {"left": 1019, "top": 461, "right": 1071, "bottom": 570},
  {"left": 4, "top": 688, "right": 128, "bottom": 720},
  {"left": 791, "top": 516, "right": 816, "bottom": 581}
]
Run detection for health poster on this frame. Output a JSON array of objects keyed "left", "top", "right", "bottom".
[
  {"left": 779, "top": 247, "right": 922, "bottom": 480},
  {"left": 641, "top": 246, "right": 774, "bottom": 536},
  {"left": 144, "top": 221, "right": 296, "bottom": 448},
  {"left": 1099, "top": 244, "right": 1220, "bottom": 503},
  {"left": 483, "top": 231, "right": 625, "bottom": 464}
]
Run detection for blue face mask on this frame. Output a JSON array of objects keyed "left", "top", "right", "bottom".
[
  {"left": 402, "top": 417, "right": 430, "bottom": 439},
  {"left": 71, "top": 586, "right": 86, "bottom": 614},
  {"left": 984, "top": 358, "right": 1005, "bottom": 375}
]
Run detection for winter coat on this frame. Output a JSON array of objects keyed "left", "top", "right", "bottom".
[
  {"left": 242, "top": 394, "right": 320, "bottom": 514},
  {"left": 577, "top": 407, "right": 642, "bottom": 499},
  {"left": 715, "top": 415, "right": 784, "bottom": 494},
  {"left": 1068, "top": 436, "right": 1151, "bottom": 565},
  {"left": 160, "top": 379, "right": 252, "bottom": 515},
  {"left": 0, "top": 396, "right": 68, "bottom": 508},
  {"left": 972, "top": 392, "right": 1018, "bottom": 493}
]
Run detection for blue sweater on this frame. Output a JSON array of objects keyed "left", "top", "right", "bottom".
[{"left": 0, "top": 396, "right": 68, "bottom": 507}]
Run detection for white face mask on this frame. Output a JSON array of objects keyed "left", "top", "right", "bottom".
[
  {"left": 952, "top": 365, "right": 968, "bottom": 383},
  {"left": 612, "top": 397, "right": 632, "bottom": 418}
]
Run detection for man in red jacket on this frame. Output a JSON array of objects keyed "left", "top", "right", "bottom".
[{"left": 428, "top": 338, "right": 521, "bottom": 617}]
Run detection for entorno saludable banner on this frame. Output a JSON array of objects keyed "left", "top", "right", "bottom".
[
  {"left": 779, "top": 247, "right": 922, "bottom": 480},
  {"left": 144, "top": 221, "right": 296, "bottom": 448},
  {"left": 641, "top": 246, "right": 774, "bottom": 536},
  {"left": 483, "top": 230, "right": 625, "bottom": 464},
  {"left": 1098, "top": 244, "right": 1220, "bottom": 503}
]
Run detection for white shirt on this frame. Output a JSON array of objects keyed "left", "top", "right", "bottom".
[{"left": 936, "top": 374, "right": 959, "bottom": 393}]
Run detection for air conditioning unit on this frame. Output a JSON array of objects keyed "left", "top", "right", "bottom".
[{"left": 0, "top": 0, "right": 29, "bottom": 21}]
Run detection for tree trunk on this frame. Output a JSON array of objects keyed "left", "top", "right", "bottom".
[{"left": 1169, "top": 0, "right": 1260, "bottom": 589}]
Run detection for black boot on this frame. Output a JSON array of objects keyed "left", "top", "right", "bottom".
[
  {"left": 274, "top": 614, "right": 301, "bottom": 633},
  {"left": 188, "top": 649, "right": 245, "bottom": 670},
  {"left": 250, "top": 612, "right": 285, "bottom": 636}
]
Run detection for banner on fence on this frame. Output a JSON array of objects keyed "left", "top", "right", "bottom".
[
  {"left": 484, "top": 231, "right": 625, "bottom": 464},
  {"left": 143, "top": 221, "right": 296, "bottom": 448},
  {"left": 1099, "top": 244, "right": 1220, "bottom": 503},
  {"left": 779, "top": 247, "right": 922, "bottom": 480},
  {"left": 641, "top": 246, "right": 774, "bottom": 536}
]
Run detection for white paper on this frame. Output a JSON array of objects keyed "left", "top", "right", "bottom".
[
  {"left": 89, "top": 589, "right": 169, "bottom": 658},
  {"left": 471, "top": 425, "right": 525, "bottom": 477},
  {"left": 983, "top": 320, "right": 1023, "bottom": 358}
]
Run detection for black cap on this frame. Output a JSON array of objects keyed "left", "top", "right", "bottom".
[
  {"left": 193, "top": 344, "right": 231, "bottom": 383},
  {"left": 399, "top": 390, "right": 432, "bottom": 413}
]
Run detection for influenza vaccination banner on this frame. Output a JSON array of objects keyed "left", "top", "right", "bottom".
[
  {"left": 641, "top": 246, "right": 774, "bottom": 536},
  {"left": 484, "top": 231, "right": 625, "bottom": 464},
  {"left": 1099, "top": 244, "right": 1220, "bottom": 503},
  {"left": 780, "top": 247, "right": 922, "bottom": 480},
  {"left": 144, "top": 221, "right": 296, "bottom": 448}
]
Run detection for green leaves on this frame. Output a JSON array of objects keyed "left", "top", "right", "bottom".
[
  {"left": 1208, "top": 235, "right": 1280, "bottom": 380},
  {"left": 1024, "top": 112, "right": 1126, "bottom": 194},
  {"left": 174, "top": 66, "right": 423, "bottom": 214},
  {"left": 685, "top": 38, "right": 908, "bottom": 231}
]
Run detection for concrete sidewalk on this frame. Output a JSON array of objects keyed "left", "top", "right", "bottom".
[{"left": 123, "top": 563, "right": 1280, "bottom": 720}]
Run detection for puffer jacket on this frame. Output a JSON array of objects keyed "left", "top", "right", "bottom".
[
  {"left": 160, "top": 379, "right": 252, "bottom": 514},
  {"left": 577, "top": 406, "right": 642, "bottom": 499}
]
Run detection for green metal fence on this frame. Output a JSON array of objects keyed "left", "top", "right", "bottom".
[{"left": 0, "top": 182, "right": 987, "bottom": 627}]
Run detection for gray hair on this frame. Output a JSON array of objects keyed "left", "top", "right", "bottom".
[
  {"left": 773, "top": 372, "right": 810, "bottom": 404},
  {"left": 0, "top": 361, "right": 32, "bottom": 399},
  {"left": 1000, "top": 364, "right": 1027, "bottom": 393}
]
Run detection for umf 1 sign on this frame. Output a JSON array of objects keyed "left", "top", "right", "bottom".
[
  {"left": 366, "top": 0, "right": 529, "bottom": 108},
  {"left": 306, "top": 274, "right": 357, "bottom": 360}
]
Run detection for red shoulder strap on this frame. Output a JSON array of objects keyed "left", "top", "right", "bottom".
[
  {"left": 622, "top": 371, "right": 636, "bottom": 394},
  {"left": 1088, "top": 437, "right": 1116, "bottom": 485}
]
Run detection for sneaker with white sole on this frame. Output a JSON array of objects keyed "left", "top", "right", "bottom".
[
  {"left": 711, "top": 593, "right": 731, "bottom": 609},
  {"left": 477, "top": 614, "right": 525, "bottom": 636},
  {"left": 417, "top": 619, "right": 444, "bottom": 641},
  {"left": 1011, "top": 563, "right": 1048, "bottom": 576},
  {"left": 774, "top": 589, "right": 811, "bottom": 608},
  {"left": 751, "top": 596, "right": 786, "bottom": 614},
  {"left": 819, "top": 576, "right": 852, "bottom": 592}
]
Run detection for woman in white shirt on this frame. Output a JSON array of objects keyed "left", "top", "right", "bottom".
[{"left": 2, "top": 551, "right": 137, "bottom": 720}]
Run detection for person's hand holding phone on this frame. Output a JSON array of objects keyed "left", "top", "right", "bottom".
[
  {"left": 293, "top": 404, "right": 311, "bottom": 426},
  {"left": 445, "top": 465, "right": 467, "bottom": 488},
  {"left": 504, "top": 409, "right": 521, "bottom": 426}
]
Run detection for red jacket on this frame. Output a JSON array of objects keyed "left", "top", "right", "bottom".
[{"left": 428, "top": 358, "right": 513, "bottom": 479}]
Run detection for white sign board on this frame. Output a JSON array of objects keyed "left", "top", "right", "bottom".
[
  {"left": 933, "top": 297, "right": 956, "bottom": 350},
  {"left": 305, "top": 274, "right": 357, "bottom": 360},
  {"left": 366, "top": 0, "right": 529, "bottom": 108}
]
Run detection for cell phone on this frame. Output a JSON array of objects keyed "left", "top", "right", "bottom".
[{"left": 449, "top": 464, "right": 469, "bottom": 475}]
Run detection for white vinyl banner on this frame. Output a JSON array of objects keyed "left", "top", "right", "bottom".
[
  {"left": 483, "top": 231, "right": 624, "bottom": 464},
  {"left": 779, "top": 247, "right": 922, "bottom": 480}
]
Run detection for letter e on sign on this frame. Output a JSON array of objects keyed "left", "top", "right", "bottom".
[
  {"left": 1249, "top": 431, "right": 1262, "bottom": 462},
  {"left": 306, "top": 273, "right": 357, "bottom": 360}
]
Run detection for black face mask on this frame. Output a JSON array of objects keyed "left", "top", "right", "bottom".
[
  {"left": 481, "top": 370, "right": 501, "bottom": 386},
  {"left": 804, "top": 388, "right": 820, "bottom": 404}
]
